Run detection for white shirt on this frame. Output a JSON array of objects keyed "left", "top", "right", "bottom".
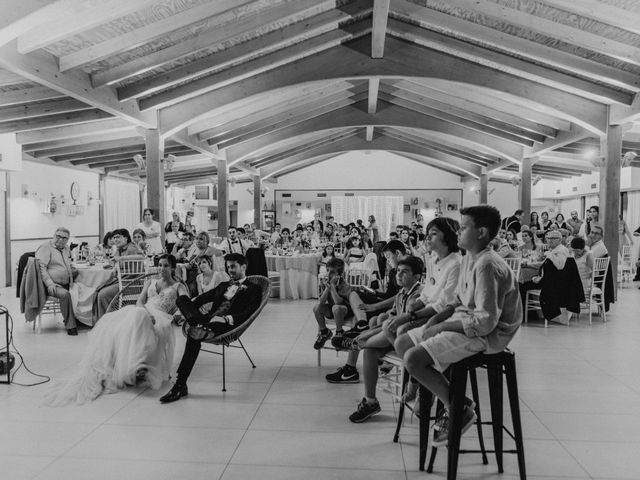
[
  {"left": 544, "top": 244, "right": 569, "bottom": 270},
  {"left": 589, "top": 239, "right": 608, "bottom": 259},
  {"left": 217, "top": 237, "right": 254, "bottom": 254},
  {"left": 136, "top": 221, "right": 163, "bottom": 254},
  {"left": 419, "top": 252, "right": 461, "bottom": 313}
]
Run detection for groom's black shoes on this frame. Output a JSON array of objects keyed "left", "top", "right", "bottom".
[{"left": 160, "top": 383, "right": 188, "bottom": 403}]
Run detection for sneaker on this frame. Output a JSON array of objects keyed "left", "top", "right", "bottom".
[
  {"left": 351, "top": 320, "right": 369, "bottom": 333},
  {"left": 313, "top": 329, "right": 333, "bottom": 350},
  {"left": 349, "top": 397, "right": 381, "bottom": 423},
  {"left": 326, "top": 365, "right": 359, "bottom": 384},
  {"left": 331, "top": 334, "right": 360, "bottom": 351},
  {"left": 432, "top": 400, "right": 477, "bottom": 447}
]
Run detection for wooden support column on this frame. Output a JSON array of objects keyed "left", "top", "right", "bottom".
[
  {"left": 3, "top": 172, "right": 11, "bottom": 286},
  {"left": 520, "top": 157, "right": 532, "bottom": 222},
  {"left": 98, "top": 173, "right": 106, "bottom": 242},
  {"left": 217, "top": 158, "right": 228, "bottom": 235},
  {"left": 253, "top": 175, "right": 261, "bottom": 229},
  {"left": 599, "top": 122, "right": 621, "bottom": 296},
  {"left": 479, "top": 171, "right": 488, "bottom": 204},
  {"left": 145, "top": 129, "right": 165, "bottom": 243}
]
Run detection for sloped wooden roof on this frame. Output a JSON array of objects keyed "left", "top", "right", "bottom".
[{"left": 1, "top": 0, "right": 640, "bottom": 185}]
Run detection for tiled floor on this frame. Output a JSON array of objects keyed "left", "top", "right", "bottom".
[{"left": 1, "top": 284, "right": 639, "bottom": 480}]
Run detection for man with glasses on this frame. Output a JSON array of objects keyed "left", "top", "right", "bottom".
[
  {"left": 35, "top": 227, "right": 78, "bottom": 335},
  {"left": 588, "top": 224, "right": 608, "bottom": 258}
]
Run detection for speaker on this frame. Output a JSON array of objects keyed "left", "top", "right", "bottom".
[{"left": 0, "top": 352, "right": 15, "bottom": 375}]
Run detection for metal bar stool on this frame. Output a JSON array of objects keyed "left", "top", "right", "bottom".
[
  {"left": 384, "top": 353, "right": 487, "bottom": 472},
  {"left": 427, "top": 349, "right": 526, "bottom": 480}
]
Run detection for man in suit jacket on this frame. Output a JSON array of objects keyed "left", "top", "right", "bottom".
[{"left": 160, "top": 253, "right": 262, "bottom": 403}]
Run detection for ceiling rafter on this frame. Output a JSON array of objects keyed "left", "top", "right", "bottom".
[
  {"left": 160, "top": 35, "right": 608, "bottom": 136},
  {"left": 0, "top": 42, "right": 156, "bottom": 128}
]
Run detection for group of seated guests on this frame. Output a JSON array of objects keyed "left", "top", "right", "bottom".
[{"left": 311, "top": 205, "right": 522, "bottom": 446}]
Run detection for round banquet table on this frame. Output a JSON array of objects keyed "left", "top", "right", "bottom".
[
  {"left": 265, "top": 253, "right": 320, "bottom": 300},
  {"left": 70, "top": 263, "right": 115, "bottom": 326}
]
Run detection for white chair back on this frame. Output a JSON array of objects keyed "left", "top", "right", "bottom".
[
  {"left": 116, "top": 257, "right": 147, "bottom": 289},
  {"left": 347, "top": 268, "right": 371, "bottom": 288},
  {"left": 504, "top": 257, "right": 522, "bottom": 280},
  {"left": 590, "top": 257, "right": 609, "bottom": 292}
]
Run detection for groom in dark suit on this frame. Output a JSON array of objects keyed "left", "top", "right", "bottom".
[{"left": 160, "top": 252, "right": 262, "bottom": 403}]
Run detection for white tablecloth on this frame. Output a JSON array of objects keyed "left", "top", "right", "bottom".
[
  {"left": 70, "top": 264, "right": 114, "bottom": 325},
  {"left": 266, "top": 254, "right": 320, "bottom": 300}
]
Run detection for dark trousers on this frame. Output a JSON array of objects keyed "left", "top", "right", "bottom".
[{"left": 175, "top": 295, "right": 233, "bottom": 385}]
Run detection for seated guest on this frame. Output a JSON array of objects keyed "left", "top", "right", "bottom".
[
  {"left": 377, "top": 206, "right": 521, "bottom": 447},
  {"left": 184, "top": 211, "right": 197, "bottom": 234},
  {"left": 318, "top": 244, "right": 336, "bottom": 274},
  {"left": 94, "top": 229, "right": 146, "bottom": 320},
  {"left": 131, "top": 228, "right": 149, "bottom": 256},
  {"left": 399, "top": 227, "right": 413, "bottom": 252},
  {"left": 269, "top": 223, "right": 282, "bottom": 245},
  {"left": 173, "top": 231, "right": 195, "bottom": 258},
  {"left": 312, "top": 258, "right": 352, "bottom": 350},
  {"left": 505, "top": 230, "right": 519, "bottom": 250},
  {"left": 164, "top": 211, "right": 185, "bottom": 233},
  {"left": 236, "top": 227, "right": 256, "bottom": 247},
  {"left": 35, "top": 227, "right": 78, "bottom": 336},
  {"left": 588, "top": 224, "right": 608, "bottom": 258},
  {"left": 102, "top": 231, "right": 115, "bottom": 257},
  {"left": 554, "top": 213, "right": 568, "bottom": 231},
  {"left": 218, "top": 226, "right": 253, "bottom": 255},
  {"left": 196, "top": 256, "right": 229, "bottom": 314},
  {"left": 322, "top": 224, "right": 335, "bottom": 243},
  {"left": 159, "top": 253, "right": 263, "bottom": 403},
  {"left": 165, "top": 222, "right": 182, "bottom": 254},
  {"left": 344, "top": 236, "right": 366, "bottom": 266},
  {"left": 347, "top": 256, "right": 424, "bottom": 423},
  {"left": 566, "top": 210, "right": 583, "bottom": 237},
  {"left": 324, "top": 240, "right": 405, "bottom": 384},
  {"left": 183, "top": 231, "right": 221, "bottom": 296},
  {"left": 533, "top": 231, "right": 583, "bottom": 324},
  {"left": 112, "top": 229, "right": 141, "bottom": 258},
  {"left": 490, "top": 236, "right": 516, "bottom": 259},
  {"left": 275, "top": 228, "right": 296, "bottom": 250},
  {"left": 571, "top": 236, "right": 593, "bottom": 293},
  {"left": 389, "top": 231, "right": 399, "bottom": 241}
]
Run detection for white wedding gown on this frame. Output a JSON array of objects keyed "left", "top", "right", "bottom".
[{"left": 46, "top": 280, "right": 178, "bottom": 405}]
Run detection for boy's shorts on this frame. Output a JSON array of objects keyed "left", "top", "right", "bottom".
[{"left": 408, "top": 324, "right": 487, "bottom": 372}]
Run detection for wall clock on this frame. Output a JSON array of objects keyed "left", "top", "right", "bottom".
[{"left": 70, "top": 181, "right": 80, "bottom": 205}]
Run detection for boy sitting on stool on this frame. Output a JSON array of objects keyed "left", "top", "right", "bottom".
[{"left": 394, "top": 205, "right": 522, "bottom": 446}]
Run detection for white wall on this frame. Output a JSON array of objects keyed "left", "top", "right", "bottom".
[
  {"left": 462, "top": 179, "right": 519, "bottom": 217},
  {"left": 275, "top": 151, "right": 463, "bottom": 189},
  {"left": 8, "top": 161, "right": 100, "bottom": 284}
]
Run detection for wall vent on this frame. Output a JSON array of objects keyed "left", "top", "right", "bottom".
[
  {"left": 555, "top": 189, "right": 560, "bottom": 194},
  {"left": 591, "top": 183, "right": 597, "bottom": 189},
  {"left": 317, "top": 193, "right": 327, "bottom": 197},
  {"left": 345, "top": 193, "right": 354, "bottom": 197},
  {"left": 282, "top": 193, "right": 291, "bottom": 197},
  {"left": 572, "top": 186, "right": 578, "bottom": 192}
]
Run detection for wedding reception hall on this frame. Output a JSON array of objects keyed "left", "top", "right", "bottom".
[{"left": 1, "top": 1, "right": 640, "bottom": 479}]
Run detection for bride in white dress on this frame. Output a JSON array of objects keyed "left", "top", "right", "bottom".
[{"left": 46, "top": 255, "right": 188, "bottom": 405}]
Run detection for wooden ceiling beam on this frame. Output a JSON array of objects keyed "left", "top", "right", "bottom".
[
  {"left": 140, "top": 22, "right": 372, "bottom": 111},
  {"left": 22, "top": 130, "right": 141, "bottom": 153},
  {"left": 371, "top": 0, "right": 391, "bottom": 58},
  {"left": 0, "top": 108, "right": 112, "bottom": 134},
  {"left": 386, "top": 17, "right": 632, "bottom": 105},
  {"left": 390, "top": 0, "right": 640, "bottom": 91},
  {"left": 251, "top": 130, "right": 359, "bottom": 168},
  {"left": 270, "top": 155, "right": 339, "bottom": 179},
  {"left": 381, "top": 87, "right": 546, "bottom": 144},
  {"left": 0, "top": 86, "right": 67, "bottom": 107},
  {"left": 161, "top": 35, "right": 607, "bottom": 137},
  {"left": 384, "top": 93, "right": 534, "bottom": 146},
  {"left": 526, "top": 124, "right": 591, "bottom": 157},
  {"left": 394, "top": 79, "right": 556, "bottom": 137},
  {"left": 223, "top": 100, "right": 523, "bottom": 165},
  {"left": 32, "top": 136, "right": 144, "bottom": 158},
  {"left": 0, "top": 0, "right": 69, "bottom": 48},
  {"left": 15, "top": 117, "right": 135, "bottom": 144},
  {"left": 58, "top": 0, "right": 244, "bottom": 72},
  {"left": 0, "top": 42, "right": 156, "bottom": 128},
  {"left": 0, "top": 97, "right": 92, "bottom": 122},
  {"left": 203, "top": 89, "right": 358, "bottom": 145},
  {"left": 112, "top": 0, "right": 369, "bottom": 95},
  {"left": 442, "top": 0, "right": 640, "bottom": 67},
  {"left": 16, "top": 0, "right": 160, "bottom": 54},
  {"left": 539, "top": 0, "right": 640, "bottom": 35},
  {"left": 193, "top": 81, "right": 355, "bottom": 139},
  {"left": 215, "top": 95, "right": 361, "bottom": 151}
]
